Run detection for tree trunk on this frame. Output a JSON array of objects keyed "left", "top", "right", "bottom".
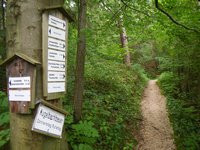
[
  {"left": 6, "top": 0, "right": 68, "bottom": 150},
  {"left": 119, "top": 15, "right": 131, "bottom": 66},
  {"left": 73, "top": 0, "right": 87, "bottom": 123}
]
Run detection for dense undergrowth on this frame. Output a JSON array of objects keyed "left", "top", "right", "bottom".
[
  {"left": 158, "top": 72, "right": 200, "bottom": 150},
  {"left": 64, "top": 59, "right": 148, "bottom": 150},
  {"left": 0, "top": 91, "right": 9, "bottom": 149}
]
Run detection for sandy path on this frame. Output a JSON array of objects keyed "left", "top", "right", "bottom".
[{"left": 138, "top": 80, "right": 176, "bottom": 150}]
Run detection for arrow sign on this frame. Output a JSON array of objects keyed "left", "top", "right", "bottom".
[
  {"left": 48, "top": 38, "right": 66, "bottom": 51},
  {"left": 48, "top": 60, "right": 65, "bottom": 72},
  {"left": 48, "top": 26, "right": 65, "bottom": 41},
  {"left": 9, "top": 77, "right": 30, "bottom": 88},
  {"left": 49, "top": 15, "right": 66, "bottom": 30},
  {"left": 63, "top": 23, "right": 66, "bottom": 28},
  {"left": 48, "top": 71, "right": 66, "bottom": 82},
  {"left": 48, "top": 49, "right": 65, "bottom": 61}
]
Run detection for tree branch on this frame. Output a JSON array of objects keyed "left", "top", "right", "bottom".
[
  {"left": 155, "top": 0, "right": 199, "bottom": 33},
  {"left": 120, "top": 0, "right": 150, "bottom": 17}
]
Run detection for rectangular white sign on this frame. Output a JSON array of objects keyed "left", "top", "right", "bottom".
[
  {"left": 48, "top": 26, "right": 65, "bottom": 41},
  {"left": 9, "top": 90, "right": 30, "bottom": 101},
  {"left": 48, "top": 82, "right": 65, "bottom": 93},
  {"left": 48, "top": 49, "right": 65, "bottom": 61},
  {"left": 32, "top": 104, "right": 65, "bottom": 138},
  {"left": 48, "top": 38, "right": 66, "bottom": 51},
  {"left": 9, "top": 77, "right": 30, "bottom": 88},
  {"left": 48, "top": 60, "right": 65, "bottom": 72},
  {"left": 48, "top": 71, "right": 65, "bottom": 82},
  {"left": 49, "top": 15, "right": 66, "bottom": 30}
]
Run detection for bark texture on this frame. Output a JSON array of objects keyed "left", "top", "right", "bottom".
[
  {"left": 119, "top": 15, "right": 131, "bottom": 66},
  {"left": 73, "top": 0, "right": 87, "bottom": 123},
  {"left": 6, "top": 0, "right": 68, "bottom": 150}
]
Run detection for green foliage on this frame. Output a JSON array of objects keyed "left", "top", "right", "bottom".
[
  {"left": 0, "top": 91, "right": 10, "bottom": 149},
  {"left": 0, "top": 129, "right": 9, "bottom": 148},
  {"left": 67, "top": 120, "right": 99, "bottom": 150},
  {"left": 80, "top": 60, "right": 146, "bottom": 149},
  {"left": 158, "top": 72, "right": 200, "bottom": 150},
  {"left": 157, "top": 72, "right": 179, "bottom": 95}
]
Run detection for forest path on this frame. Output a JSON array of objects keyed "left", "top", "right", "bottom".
[{"left": 138, "top": 80, "right": 176, "bottom": 150}]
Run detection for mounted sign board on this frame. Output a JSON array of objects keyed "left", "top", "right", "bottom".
[
  {"left": 48, "top": 71, "right": 65, "bottom": 82},
  {"left": 9, "top": 90, "right": 30, "bottom": 101},
  {"left": 32, "top": 104, "right": 65, "bottom": 138},
  {"left": 9, "top": 77, "right": 30, "bottom": 88},
  {"left": 48, "top": 82, "right": 65, "bottom": 93},
  {"left": 48, "top": 49, "right": 65, "bottom": 61},
  {"left": 48, "top": 26, "right": 66, "bottom": 41},
  {"left": 48, "top": 60, "right": 65, "bottom": 72},
  {"left": 49, "top": 15, "right": 66, "bottom": 30},
  {"left": 43, "top": 9, "right": 68, "bottom": 100},
  {"left": 8, "top": 76, "right": 31, "bottom": 102},
  {"left": 48, "top": 38, "right": 66, "bottom": 51}
]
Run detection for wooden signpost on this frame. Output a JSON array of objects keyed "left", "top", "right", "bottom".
[
  {"left": 42, "top": 8, "right": 69, "bottom": 100},
  {"left": 2, "top": 0, "right": 74, "bottom": 149}
]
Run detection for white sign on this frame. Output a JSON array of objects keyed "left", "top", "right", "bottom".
[
  {"left": 48, "top": 38, "right": 66, "bottom": 51},
  {"left": 9, "top": 90, "right": 30, "bottom": 101},
  {"left": 48, "top": 71, "right": 65, "bottom": 82},
  {"left": 32, "top": 104, "right": 65, "bottom": 138},
  {"left": 49, "top": 15, "right": 66, "bottom": 30},
  {"left": 48, "top": 49, "right": 65, "bottom": 61},
  {"left": 48, "top": 26, "right": 65, "bottom": 41},
  {"left": 48, "top": 60, "right": 65, "bottom": 72},
  {"left": 9, "top": 77, "right": 30, "bottom": 88},
  {"left": 48, "top": 82, "right": 65, "bottom": 93}
]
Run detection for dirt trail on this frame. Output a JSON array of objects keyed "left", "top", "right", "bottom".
[{"left": 138, "top": 80, "right": 176, "bottom": 150}]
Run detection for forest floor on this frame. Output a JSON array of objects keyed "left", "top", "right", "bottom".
[{"left": 137, "top": 80, "right": 176, "bottom": 150}]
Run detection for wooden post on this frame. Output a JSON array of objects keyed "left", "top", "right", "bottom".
[{"left": 6, "top": 0, "right": 69, "bottom": 150}]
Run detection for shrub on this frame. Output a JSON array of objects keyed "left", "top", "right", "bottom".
[
  {"left": 0, "top": 91, "right": 10, "bottom": 149},
  {"left": 158, "top": 72, "right": 200, "bottom": 150}
]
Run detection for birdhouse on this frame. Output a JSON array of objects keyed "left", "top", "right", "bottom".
[{"left": 1, "top": 53, "right": 41, "bottom": 114}]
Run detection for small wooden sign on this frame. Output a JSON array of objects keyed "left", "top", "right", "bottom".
[
  {"left": 8, "top": 77, "right": 31, "bottom": 88},
  {"left": 48, "top": 71, "right": 65, "bottom": 82},
  {"left": 48, "top": 26, "right": 66, "bottom": 40},
  {"left": 9, "top": 89, "right": 31, "bottom": 101},
  {"left": 48, "top": 38, "right": 66, "bottom": 51},
  {"left": 48, "top": 49, "right": 65, "bottom": 61},
  {"left": 32, "top": 103, "right": 65, "bottom": 138},
  {"left": 48, "top": 82, "right": 65, "bottom": 93},
  {"left": 49, "top": 15, "right": 66, "bottom": 30}
]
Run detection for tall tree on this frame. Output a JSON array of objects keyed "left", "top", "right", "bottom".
[
  {"left": 6, "top": 0, "right": 68, "bottom": 149},
  {"left": 73, "top": 0, "right": 87, "bottom": 123},
  {"left": 119, "top": 15, "right": 131, "bottom": 66}
]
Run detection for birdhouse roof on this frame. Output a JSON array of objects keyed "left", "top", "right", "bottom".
[{"left": 0, "top": 53, "right": 41, "bottom": 66}]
